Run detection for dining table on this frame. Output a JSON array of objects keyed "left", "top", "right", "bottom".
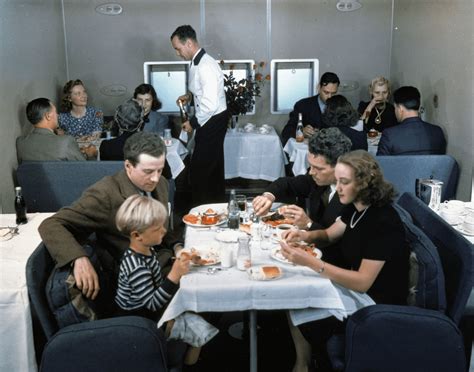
[
  {"left": 224, "top": 126, "right": 287, "bottom": 181},
  {"left": 159, "top": 203, "right": 374, "bottom": 372},
  {"left": 0, "top": 212, "right": 54, "bottom": 372}
]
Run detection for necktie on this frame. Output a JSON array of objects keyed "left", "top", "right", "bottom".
[{"left": 322, "top": 187, "right": 331, "bottom": 207}]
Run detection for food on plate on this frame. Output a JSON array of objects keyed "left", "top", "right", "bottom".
[
  {"left": 239, "top": 223, "right": 252, "bottom": 234},
  {"left": 179, "top": 247, "right": 218, "bottom": 266},
  {"left": 262, "top": 266, "right": 281, "bottom": 279},
  {"left": 247, "top": 265, "right": 282, "bottom": 280},
  {"left": 183, "top": 213, "right": 200, "bottom": 225},
  {"left": 202, "top": 209, "right": 219, "bottom": 225}
]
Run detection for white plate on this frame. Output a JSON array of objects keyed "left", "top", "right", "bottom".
[
  {"left": 247, "top": 265, "right": 283, "bottom": 281},
  {"left": 184, "top": 204, "right": 228, "bottom": 227},
  {"left": 178, "top": 245, "right": 220, "bottom": 266},
  {"left": 215, "top": 230, "right": 247, "bottom": 243},
  {"left": 270, "top": 246, "right": 322, "bottom": 265},
  {"left": 455, "top": 225, "right": 474, "bottom": 237}
]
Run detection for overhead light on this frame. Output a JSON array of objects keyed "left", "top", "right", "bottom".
[
  {"left": 336, "top": 0, "right": 362, "bottom": 12},
  {"left": 95, "top": 3, "right": 123, "bottom": 16}
]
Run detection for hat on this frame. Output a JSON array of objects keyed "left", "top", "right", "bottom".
[{"left": 114, "top": 99, "right": 144, "bottom": 132}]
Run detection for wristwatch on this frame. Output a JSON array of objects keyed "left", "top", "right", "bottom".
[
  {"left": 306, "top": 221, "right": 312, "bottom": 230},
  {"left": 317, "top": 261, "right": 326, "bottom": 274}
]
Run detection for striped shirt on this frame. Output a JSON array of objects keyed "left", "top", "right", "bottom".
[{"left": 115, "top": 247, "right": 178, "bottom": 312}]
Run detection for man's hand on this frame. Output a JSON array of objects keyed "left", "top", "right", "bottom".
[
  {"left": 281, "top": 204, "right": 311, "bottom": 229},
  {"left": 177, "top": 93, "right": 190, "bottom": 106},
  {"left": 303, "top": 125, "right": 316, "bottom": 138},
  {"left": 81, "top": 144, "right": 98, "bottom": 160},
  {"left": 253, "top": 194, "right": 273, "bottom": 216},
  {"left": 182, "top": 120, "right": 192, "bottom": 133},
  {"left": 73, "top": 256, "right": 100, "bottom": 300}
]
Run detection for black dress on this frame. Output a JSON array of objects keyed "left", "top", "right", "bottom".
[{"left": 357, "top": 101, "right": 398, "bottom": 132}]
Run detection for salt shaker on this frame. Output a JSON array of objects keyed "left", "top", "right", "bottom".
[{"left": 236, "top": 236, "right": 251, "bottom": 271}]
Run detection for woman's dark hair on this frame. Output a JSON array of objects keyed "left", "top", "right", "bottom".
[
  {"left": 61, "top": 79, "right": 84, "bottom": 112},
  {"left": 133, "top": 84, "right": 162, "bottom": 111},
  {"left": 323, "top": 95, "right": 360, "bottom": 128},
  {"left": 337, "top": 150, "right": 396, "bottom": 206}
]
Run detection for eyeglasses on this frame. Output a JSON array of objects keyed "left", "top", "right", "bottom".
[{"left": 0, "top": 226, "right": 19, "bottom": 242}]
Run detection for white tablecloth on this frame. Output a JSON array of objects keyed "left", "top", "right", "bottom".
[
  {"left": 159, "top": 223, "right": 373, "bottom": 327},
  {"left": 283, "top": 138, "right": 309, "bottom": 176},
  {"left": 224, "top": 128, "right": 287, "bottom": 181},
  {"left": 0, "top": 213, "right": 54, "bottom": 372}
]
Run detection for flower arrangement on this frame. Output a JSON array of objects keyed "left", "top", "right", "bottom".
[{"left": 220, "top": 61, "right": 270, "bottom": 117}]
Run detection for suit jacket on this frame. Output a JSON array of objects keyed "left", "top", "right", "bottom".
[
  {"left": 281, "top": 95, "right": 324, "bottom": 146},
  {"left": 337, "top": 126, "right": 368, "bottom": 151},
  {"left": 377, "top": 117, "right": 447, "bottom": 155},
  {"left": 16, "top": 127, "right": 85, "bottom": 163},
  {"left": 266, "top": 174, "right": 344, "bottom": 264},
  {"left": 38, "top": 169, "right": 176, "bottom": 268},
  {"left": 99, "top": 132, "right": 134, "bottom": 161}
]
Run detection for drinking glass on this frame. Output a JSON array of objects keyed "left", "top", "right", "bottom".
[
  {"left": 246, "top": 197, "right": 255, "bottom": 222},
  {"left": 260, "top": 224, "right": 273, "bottom": 250},
  {"left": 237, "top": 236, "right": 251, "bottom": 270},
  {"left": 164, "top": 129, "right": 172, "bottom": 146},
  {"left": 236, "top": 194, "right": 247, "bottom": 212}
]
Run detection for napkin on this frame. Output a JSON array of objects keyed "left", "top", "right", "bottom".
[
  {"left": 179, "top": 129, "right": 188, "bottom": 143},
  {"left": 168, "top": 312, "right": 219, "bottom": 347}
]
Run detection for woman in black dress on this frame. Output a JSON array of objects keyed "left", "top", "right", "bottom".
[
  {"left": 281, "top": 150, "right": 409, "bottom": 372},
  {"left": 358, "top": 76, "right": 398, "bottom": 133}
]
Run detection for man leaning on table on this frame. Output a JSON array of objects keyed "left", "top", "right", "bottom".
[
  {"left": 38, "top": 131, "right": 183, "bottom": 302},
  {"left": 377, "top": 86, "right": 446, "bottom": 155},
  {"left": 280, "top": 72, "right": 340, "bottom": 146},
  {"left": 253, "top": 127, "right": 352, "bottom": 264},
  {"left": 171, "top": 25, "right": 228, "bottom": 206},
  {"left": 16, "top": 97, "right": 85, "bottom": 163}
]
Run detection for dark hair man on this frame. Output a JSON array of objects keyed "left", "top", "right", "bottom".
[
  {"left": 39, "top": 131, "right": 182, "bottom": 301},
  {"left": 16, "top": 98, "right": 84, "bottom": 162},
  {"left": 377, "top": 86, "right": 446, "bottom": 155},
  {"left": 281, "top": 72, "right": 340, "bottom": 146},
  {"left": 170, "top": 25, "right": 228, "bottom": 206}
]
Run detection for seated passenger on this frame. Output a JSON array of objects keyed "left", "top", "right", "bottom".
[
  {"left": 322, "top": 95, "right": 368, "bottom": 151},
  {"left": 358, "top": 76, "right": 398, "bottom": 133},
  {"left": 280, "top": 150, "right": 409, "bottom": 371},
  {"left": 377, "top": 86, "right": 447, "bottom": 155},
  {"left": 115, "top": 195, "right": 217, "bottom": 365},
  {"left": 16, "top": 97, "right": 85, "bottom": 162},
  {"left": 133, "top": 83, "right": 170, "bottom": 135},
  {"left": 253, "top": 128, "right": 352, "bottom": 265},
  {"left": 59, "top": 79, "right": 103, "bottom": 138},
  {"left": 281, "top": 72, "right": 340, "bottom": 146},
  {"left": 100, "top": 99, "right": 144, "bottom": 161}
]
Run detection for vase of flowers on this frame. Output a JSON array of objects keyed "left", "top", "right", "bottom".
[{"left": 220, "top": 61, "right": 270, "bottom": 129}]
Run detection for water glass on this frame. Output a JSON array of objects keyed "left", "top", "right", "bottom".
[
  {"left": 164, "top": 129, "right": 172, "bottom": 146},
  {"left": 237, "top": 236, "right": 251, "bottom": 270},
  {"left": 260, "top": 224, "right": 274, "bottom": 250},
  {"left": 246, "top": 197, "right": 255, "bottom": 222}
]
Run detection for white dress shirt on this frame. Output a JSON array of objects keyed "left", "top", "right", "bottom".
[{"left": 188, "top": 49, "right": 227, "bottom": 126}]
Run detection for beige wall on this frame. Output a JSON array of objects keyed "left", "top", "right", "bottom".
[
  {"left": 0, "top": 0, "right": 67, "bottom": 212},
  {"left": 1, "top": 0, "right": 472, "bottom": 212},
  {"left": 391, "top": 0, "right": 473, "bottom": 200}
]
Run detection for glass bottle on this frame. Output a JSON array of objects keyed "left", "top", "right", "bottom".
[
  {"left": 227, "top": 189, "right": 239, "bottom": 229},
  {"left": 296, "top": 113, "right": 304, "bottom": 142},
  {"left": 178, "top": 99, "right": 189, "bottom": 123},
  {"left": 14, "top": 186, "right": 28, "bottom": 225}
]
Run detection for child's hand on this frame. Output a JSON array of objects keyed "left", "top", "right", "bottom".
[{"left": 167, "top": 256, "right": 190, "bottom": 284}]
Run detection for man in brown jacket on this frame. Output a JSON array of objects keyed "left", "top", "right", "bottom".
[{"left": 39, "top": 132, "right": 182, "bottom": 301}]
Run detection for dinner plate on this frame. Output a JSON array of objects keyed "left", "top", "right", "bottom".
[
  {"left": 178, "top": 245, "right": 220, "bottom": 266},
  {"left": 215, "top": 230, "right": 247, "bottom": 243},
  {"left": 184, "top": 204, "right": 228, "bottom": 227},
  {"left": 454, "top": 225, "right": 474, "bottom": 237},
  {"left": 247, "top": 265, "right": 283, "bottom": 281},
  {"left": 270, "top": 245, "right": 322, "bottom": 265}
]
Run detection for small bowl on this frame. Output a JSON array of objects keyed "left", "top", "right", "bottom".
[{"left": 202, "top": 212, "right": 219, "bottom": 225}]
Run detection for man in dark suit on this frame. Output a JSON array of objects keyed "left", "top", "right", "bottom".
[
  {"left": 377, "top": 86, "right": 446, "bottom": 155},
  {"left": 16, "top": 97, "right": 85, "bottom": 163},
  {"left": 281, "top": 72, "right": 340, "bottom": 146},
  {"left": 253, "top": 128, "right": 352, "bottom": 263}
]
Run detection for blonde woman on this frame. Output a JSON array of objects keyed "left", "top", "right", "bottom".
[{"left": 358, "top": 76, "right": 398, "bottom": 133}]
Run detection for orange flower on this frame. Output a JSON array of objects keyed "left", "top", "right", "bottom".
[
  {"left": 259, "top": 61, "right": 265, "bottom": 68},
  {"left": 219, "top": 60, "right": 225, "bottom": 65},
  {"left": 265, "top": 74, "right": 271, "bottom": 81},
  {"left": 255, "top": 73, "right": 263, "bottom": 82}
]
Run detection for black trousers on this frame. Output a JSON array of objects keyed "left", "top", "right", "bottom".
[{"left": 190, "top": 110, "right": 228, "bottom": 207}]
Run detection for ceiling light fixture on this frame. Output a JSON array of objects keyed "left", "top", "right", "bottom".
[{"left": 336, "top": 0, "right": 362, "bottom": 12}]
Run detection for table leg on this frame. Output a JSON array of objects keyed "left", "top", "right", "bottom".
[{"left": 250, "top": 310, "right": 257, "bottom": 372}]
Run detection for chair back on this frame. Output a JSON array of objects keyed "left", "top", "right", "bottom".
[
  {"left": 26, "top": 243, "right": 59, "bottom": 340},
  {"left": 377, "top": 155, "right": 459, "bottom": 201},
  {"left": 17, "top": 161, "right": 124, "bottom": 212},
  {"left": 397, "top": 192, "right": 473, "bottom": 324}
]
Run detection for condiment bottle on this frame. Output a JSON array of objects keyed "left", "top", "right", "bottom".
[
  {"left": 14, "top": 186, "right": 28, "bottom": 225},
  {"left": 296, "top": 113, "right": 304, "bottom": 142}
]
